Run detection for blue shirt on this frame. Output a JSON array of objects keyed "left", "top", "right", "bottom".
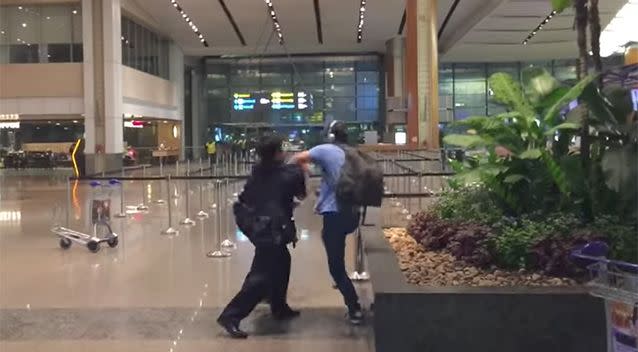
[{"left": 309, "top": 144, "right": 345, "bottom": 214}]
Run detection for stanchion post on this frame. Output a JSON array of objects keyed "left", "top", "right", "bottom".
[
  {"left": 350, "top": 207, "right": 370, "bottom": 281},
  {"left": 207, "top": 180, "right": 230, "bottom": 258},
  {"left": 161, "top": 175, "right": 179, "bottom": 235},
  {"left": 197, "top": 179, "right": 209, "bottom": 219},
  {"left": 114, "top": 180, "right": 127, "bottom": 218},
  {"left": 220, "top": 178, "right": 236, "bottom": 250},
  {"left": 159, "top": 157, "right": 164, "bottom": 176},
  {"left": 180, "top": 178, "right": 196, "bottom": 226},
  {"left": 65, "top": 177, "right": 71, "bottom": 228},
  {"left": 418, "top": 173, "right": 423, "bottom": 210},
  {"left": 175, "top": 160, "right": 180, "bottom": 176},
  {"left": 137, "top": 181, "right": 149, "bottom": 211},
  {"left": 187, "top": 159, "right": 191, "bottom": 176}
]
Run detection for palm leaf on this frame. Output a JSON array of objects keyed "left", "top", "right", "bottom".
[
  {"left": 552, "top": 0, "right": 573, "bottom": 13},
  {"left": 544, "top": 122, "right": 581, "bottom": 136},
  {"left": 443, "top": 134, "right": 490, "bottom": 148},
  {"left": 522, "top": 67, "right": 560, "bottom": 104},
  {"left": 541, "top": 151, "right": 571, "bottom": 195},
  {"left": 519, "top": 148, "right": 543, "bottom": 159},
  {"left": 488, "top": 73, "right": 536, "bottom": 123},
  {"left": 543, "top": 74, "right": 598, "bottom": 124}
]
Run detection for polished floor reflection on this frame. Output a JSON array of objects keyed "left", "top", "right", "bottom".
[{"left": 0, "top": 175, "right": 373, "bottom": 352}]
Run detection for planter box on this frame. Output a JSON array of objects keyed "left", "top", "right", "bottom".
[{"left": 361, "top": 210, "right": 606, "bottom": 352}]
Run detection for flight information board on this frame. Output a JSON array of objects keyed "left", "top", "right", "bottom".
[{"left": 232, "top": 91, "right": 313, "bottom": 111}]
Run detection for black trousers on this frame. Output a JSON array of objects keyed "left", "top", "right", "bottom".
[{"left": 218, "top": 245, "right": 291, "bottom": 324}]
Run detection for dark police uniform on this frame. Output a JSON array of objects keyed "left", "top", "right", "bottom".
[{"left": 218, "top": 162, "right": 306, "bottom": 323}]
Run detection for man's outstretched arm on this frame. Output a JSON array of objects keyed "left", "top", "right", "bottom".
[{"left": 289, "top": 150, "right": 312, "bottom": 172}]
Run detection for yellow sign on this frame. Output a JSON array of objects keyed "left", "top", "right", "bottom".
[{"left": 271, "top": 92, "right": 294, "bottom": 98}]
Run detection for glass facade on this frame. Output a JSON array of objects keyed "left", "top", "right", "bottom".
[
  {"left": 439, "top": 60, "right": 580, "bottom": 121},
  {"left": 121, "top": 16, "right": 169, "bottom": 79},
  {"left": 0, "top": 4, "right": 83, "bottom": 64},
  {"left": 204, "top": 55, "right": 383, "bottom": 126}
]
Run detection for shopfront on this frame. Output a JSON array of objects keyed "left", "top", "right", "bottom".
[
  {"left": 122, "top": 117, "right": 181, "bottom": 164},
  {"left": 0, "top": 116, "right": 84, "bottom": 169}
]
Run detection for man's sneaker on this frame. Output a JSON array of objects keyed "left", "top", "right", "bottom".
[{"left": 347, "top": 309, "right": 364, "bottom": 325}]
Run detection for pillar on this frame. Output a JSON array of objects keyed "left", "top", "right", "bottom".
[
  {"left": 405, "top": 0, "right": 440, "bottom": 149},
  {"left": 82, "top": 0, "right": 123, "bottom": 174}
]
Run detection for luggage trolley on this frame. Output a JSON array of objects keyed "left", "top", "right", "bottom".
[
  {"left": 52, "top": 180, "right": 120, "bottom": 253},
  {"left": 572, "top": 242, "right": 638, "bottom": 352}
]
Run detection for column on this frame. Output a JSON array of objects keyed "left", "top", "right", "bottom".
[
  {"left": 405, "top": 0, "right": 440, "bottom": 148},
  {"left": 169, "top": 43, "right": 185, "bottom": 159},
  {"left": 82, "top": 0, "right": 123, "bottom": 174}
]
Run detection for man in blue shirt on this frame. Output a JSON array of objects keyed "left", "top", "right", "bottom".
[{"left": 290, "top": 121, "right": 364, "bottom": 325}]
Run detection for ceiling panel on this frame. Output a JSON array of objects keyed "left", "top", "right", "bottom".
[{"left": 441, "top": 0, "right": 627, "bottom": 62}]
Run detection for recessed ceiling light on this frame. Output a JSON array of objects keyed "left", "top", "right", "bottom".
[
  {"left": 356, "top": 0, "right": 366, "bottom": 43},
  {"left": 72, "top": 10, "right": 78, "bottom": 14},
  {"left": 264, "top": 0, "right": 284, "bottom": 44},
  {"left": 169, "top": 0, "right": 208, "bottom": 47},
  {"left": 21, "top": 23, "right": 27, "bottom": 28},
  {"left": 522, "top": 10, "right": 556, "bottom": 44}
]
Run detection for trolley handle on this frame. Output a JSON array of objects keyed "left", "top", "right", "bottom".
[{"left": 571, "top": 241, "right": 638, "bottom": 273}]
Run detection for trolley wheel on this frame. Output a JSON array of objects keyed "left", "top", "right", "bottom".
[
  {"left": 87, "top": 241, "right": 101, "bottom": 253},
  {"left": 59, "top": 238, "right": 72, "bottom": 249},
  {"left": 107, "top": 237, "right": 119, "bottom": 248}
]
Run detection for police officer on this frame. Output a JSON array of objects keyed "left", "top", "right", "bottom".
[{"left": 217, "top": 135, "right": 306, "bottom": 339}]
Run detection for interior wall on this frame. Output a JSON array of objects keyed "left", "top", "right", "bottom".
[
  {"left": 122, "top": 65, "right": 176, "bottom": 108},
  {"left": 0, "top": 0, "right": 78, "bottom": 4},
  {"left": 0, "top": 63, "right": 83, "bottom": 98}
]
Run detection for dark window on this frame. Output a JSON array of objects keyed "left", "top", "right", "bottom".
[
  {"left": 10, "top": 44, "right": 39, "bottom": 63},
  {"left": 46, "top": 43, "right": 71, "bottom": 62}
]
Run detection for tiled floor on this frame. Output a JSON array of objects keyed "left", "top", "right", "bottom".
[{"left": 0, "top": 174, "right": 373, "bottom": 351}]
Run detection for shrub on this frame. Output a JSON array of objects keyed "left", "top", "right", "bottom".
[
  {"left": 529, "top": 230, "right": 605, "bottom": 278},
  {"left": 407, "top": 211, "right": 494, "bottom": 267},
  {"left": 589, "top": 216, "right": 638, "bottom": 263},
  {"left": 432, "top": 186, "right": 504, "bottom": 225},
  {"left": 492, "top": 213, "right": 581, "bottom": 269}
]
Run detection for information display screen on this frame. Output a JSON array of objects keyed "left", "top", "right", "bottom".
[{"left": 233, "top": 91, "right": 313, "bottom": 111}]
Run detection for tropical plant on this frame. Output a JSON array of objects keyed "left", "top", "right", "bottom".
[
  {"left": 580, "top": 84, "right": 638, "bottom": 219},
  {"left": 443, "top": 68, "right": 595, "bottom": 215},
  {"left": 551, "top": 0, "right": 605, "bottom": 220}
]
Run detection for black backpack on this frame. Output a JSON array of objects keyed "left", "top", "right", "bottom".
[{"left": 335, "top": 144, "right": 384, "bottom": 209}]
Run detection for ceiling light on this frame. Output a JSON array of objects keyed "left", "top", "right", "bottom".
[
  {"left": 72, "top": 10, "right": 77, "bottom": 14},
  {"left": 263, "top": 0, "right": 284, "bottom": 44},
  {"left": 21, "top": 23, "right": 27, "bottom": 27},
  {"left": 600, "top": 0, "right": 638, "bottom": 57},
  {"left": 169, "top": 0, "right": 209, "bottom": 47},
  {"left": 522, "top": 11, "right": 556, "bottom": 44},
  {"left": 356, "top": 0, "right": 366, "bottom": 43}
]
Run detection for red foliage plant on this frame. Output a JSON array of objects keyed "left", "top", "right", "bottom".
[{"left": 407, "top": 212, "right": 494, "bottom": 267}]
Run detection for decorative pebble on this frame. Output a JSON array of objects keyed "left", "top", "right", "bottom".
[{"left": 384, "top": 228, "right": 577, "bottom": 288}]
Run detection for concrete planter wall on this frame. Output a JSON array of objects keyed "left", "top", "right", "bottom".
[{"left": 361, "top": 223, "right": 606, "bottom": 352}]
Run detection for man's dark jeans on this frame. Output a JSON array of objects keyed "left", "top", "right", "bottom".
[{"left": 321, "top": 211, "right": 361, "bottom": 311}]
